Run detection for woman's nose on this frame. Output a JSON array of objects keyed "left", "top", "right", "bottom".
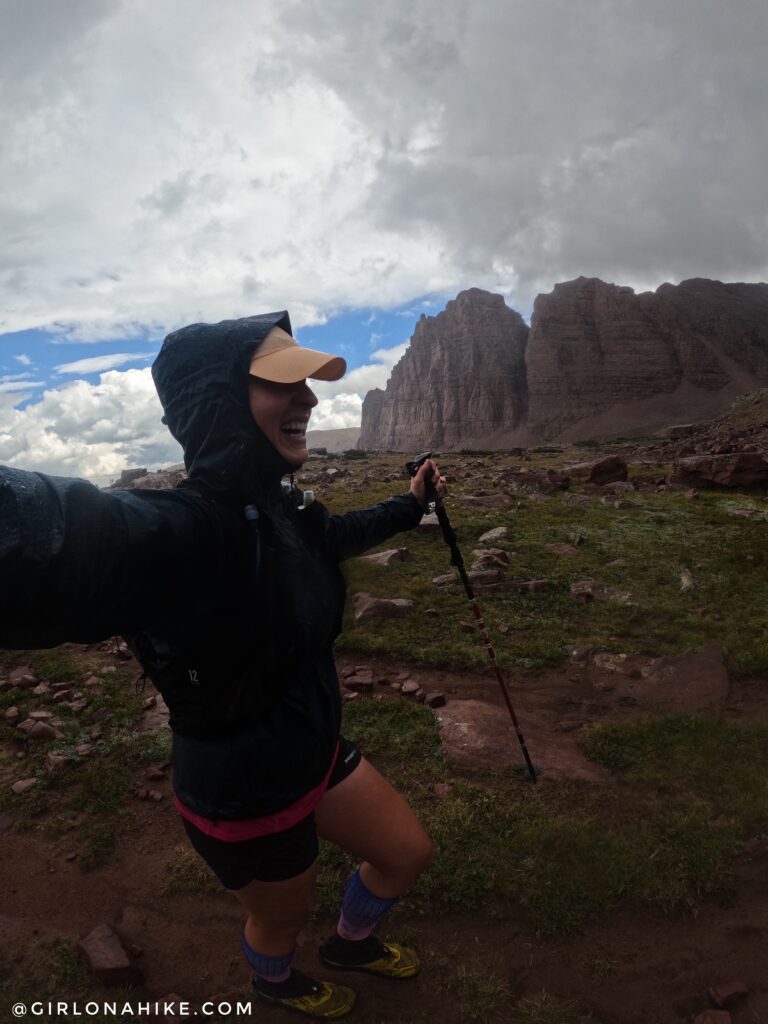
[{"left": 298, "top": 381, "right": 318, "bottom": 408}]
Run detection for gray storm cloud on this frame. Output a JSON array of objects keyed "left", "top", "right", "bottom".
[{"left": 279, "top": 0, "right": 768, "bottom": 302}]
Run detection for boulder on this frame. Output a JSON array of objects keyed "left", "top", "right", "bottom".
[
  {"left": 78, "top": 923, "right": 145, "bottom": 986},
  {"left": 671, "top": 453, "right": 768, "bottom": 489},
  {"left": 566, "top": 455, "right": 628, "bottom": 485},
  {"left": 358, "top": 548, "right": 409, "bottom": 567}
]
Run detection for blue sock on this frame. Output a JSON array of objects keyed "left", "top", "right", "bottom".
[
  {"left": 241, "top": 932, "right": 293, "bottom": 984},
  {"left": 337, "top": 867, "right": 398, "bottom": 940}
]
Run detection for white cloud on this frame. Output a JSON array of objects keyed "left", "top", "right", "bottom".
[
  {"left": 0, "top": 368, "right": 179, "bottom": 485},
  {"left": 308, "top": 341, "right": 410, "bottom": 420},
  {"left": 0, "top": 380, "right": 45, "bottom": 393},
  {"left": 54, "top": 352, "right": 155, "bottom": 375},
  {"left": 14, "top": 354, "right": 32, "bottom": 366}
]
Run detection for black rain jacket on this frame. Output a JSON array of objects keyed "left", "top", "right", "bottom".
[{"left": 0, "top": 310, "right": 424, "bottom": 818}]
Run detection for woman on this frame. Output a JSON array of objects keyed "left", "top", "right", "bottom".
[{"left": 0, "top": 310, "right": 446, "bottom": 1019}]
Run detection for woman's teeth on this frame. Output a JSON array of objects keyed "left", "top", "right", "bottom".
[{"left": 281, "top": 422, "right": 307, "bottom": 436}]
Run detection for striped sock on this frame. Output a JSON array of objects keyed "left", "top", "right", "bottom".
[
  {"left": 337, "top": 868, "right": 398, "bottom": 940},
  {"left": 241, "top": 932, "right": 293, "bottom": 984}
]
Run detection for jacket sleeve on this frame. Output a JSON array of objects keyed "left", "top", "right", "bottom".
[
  {"left": 0, "top": 466, "right": 219, "bottom": 649},
  {"left": 325, "top": 493, "right": 424, "bottom": 562}
]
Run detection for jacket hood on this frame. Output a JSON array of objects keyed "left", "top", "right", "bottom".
[{"left": 152, "top": 311, "right": 296, "bottom": 498}]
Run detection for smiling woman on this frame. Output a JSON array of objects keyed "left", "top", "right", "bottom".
[{"left": 0, "top": 309, "right": 446, "bottom": 1020}]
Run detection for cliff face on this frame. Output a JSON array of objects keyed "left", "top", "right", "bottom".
[
  {"left": 358, "top": 288, "right": 529, "bottom": 450},
  {"left": 359, "top": 278, "right": 768, "bottom": 449},
  {"left": 526, "top": 277, "right": 768, "bottom": 440}
]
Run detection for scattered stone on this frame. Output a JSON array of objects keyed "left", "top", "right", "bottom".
[
  {"left": 0, "top": 814, "right": 14, "bottom": 834},
  {"left": 566, "top": 645, "right": 593, "bottom": 661},
  {"left": 116, "top": 643, "right": 133, "bottom": 660},
  {"left": 45, "top": 753, "right": 73, "bottom": 772},
  {"left": 143, "top": 695, "right": 157, "bottom": 710},
  {"left": 78, "top": 923, "right": 145, "bottom": 986},
  {"left": 463, "top": 494, "right": 514, "bottom": 508},
  {"left": 570, "top": 580, "right": 638, "bottom": 605},
  {"left": 83, "top": 675, "right": 101, "bottom": 687},
  {"left": 353, "top": 593, "right": 416, "bottom": 623},
  {"left": 28, "top": 710, "right": 54, "bottom": 721},
  {"left": 432, "top": 573, "right": 457, "bottom": 586},
  {"left": 693, "top": 1012, "right": 731, "bottom": 1024},
  {"left": 413, "top": 688, "right": 426, "bottom": 703},
  {"left": 148, "top": 789, "right": 163, "bottom": 802},
  {"left": 53, "top": 689, "right": 73, "bottom": 703},
  {"left": 17, "top": 719, "right": 35, "bottom": 733},
  {"left": 467, "top": 569, "right": 500, "bottom": 584},
  {"left": 460, "top": 621, "right": 476, "bottom": 634},
  {"left": 426, "top": 692, "right": 447, "bottom": 709},
  {"left": 92, "top": 707, "right": 113, "bottom": 723},
  {"left": 100, "top": 666, "right": 117, "bottom": 675},
  {"left": 136, "top": 788, "right": 150, "bottom": 800},
  {"left": 478, "top": 526, "right": 508, "bottom": 543},
  {"left": 66, "top": 697, "right": 88, "bottom": 714},
  {"left": 359, "top": 547, "right": 409, "bottom": 566},
  {"left": 601, "top": 480, "right": 635, "bottom": 494},
  {"left": 11, "top": 778, "right": 38, "bottom": 795},
  {"left": 708, "top": 981, "right": 749, "bottom": 1009},
  {"left": 144, "top": 767, "right": 166, "bottom": 781},
  {"left": 29, "top": 721, "right": 65, "bottom": 740},
  {"left": 564, "top": 494, "right": 592, "bottom": 507},
  {"left": 424, "top": 608, "right": 439, "bottom": 617},
  {"left": 516, "top": 579, "right": 549, "bottom": 593},
  {"left": 566, "top": 455, "right": 628, "bottom": 485},
  {"left": 10, "top": 673, "right": 38, "bottom": 690},
  {"left": 32, "top": 682, "right": 51, "bottom": 696},
  {"left": 5, "top": 706, "right": 20, "bottom": 726},
  {"left": 345, "top": 675, "right": 375, "bottom": 694},
  {"left": 401, "top": 681, "right": 420, "bottom": 696},
  {"left": 432, "top": 783, "right": 453, "bottom": 800},
  {"left": 343, "top": 690, "right": 360, "bottom": 702},
  {"left": 389, "top": 682, "right": 402, "bottom": 692},
  {"left": 76, "top": 744, "right": 94, "bottom": 757}
]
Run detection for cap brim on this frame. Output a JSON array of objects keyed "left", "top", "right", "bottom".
[{"left": 249, "top": 347, "right": 347, "bottom": 384}]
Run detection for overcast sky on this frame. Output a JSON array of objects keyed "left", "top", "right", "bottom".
[{"left": 2, "top": 0, "right": 767, "bottom": 482}]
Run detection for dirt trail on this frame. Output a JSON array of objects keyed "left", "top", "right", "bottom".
[{"left": 2, "top": 653, "right": 767, "bottom": 1023}]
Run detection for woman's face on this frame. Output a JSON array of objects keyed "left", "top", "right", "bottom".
[{"left": 248, "top": 376, "right": 318, "bottom": 467}]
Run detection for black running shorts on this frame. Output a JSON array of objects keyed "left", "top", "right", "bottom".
[{"left": 180, "top": 735, "right": 362, "bottom": 888}]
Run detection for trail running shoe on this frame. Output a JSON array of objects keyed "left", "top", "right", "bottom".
[
  {"left": 251, "top": 967, "right": 356, "bottom": 1019},
  {"left": 319, "top": 933, "right": 421, "bottom": 979}
]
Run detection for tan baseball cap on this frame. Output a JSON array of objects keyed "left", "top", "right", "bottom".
[{"left": 249, "top": 326, "right": 346, "bottom": 383}]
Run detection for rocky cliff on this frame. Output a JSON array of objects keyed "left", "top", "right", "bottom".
[
  {"left": 359, "top": 288, "right": 529, "bottom": 450},
  {"left": 359, "top": 278, "right": 768, "bottom": 449}
]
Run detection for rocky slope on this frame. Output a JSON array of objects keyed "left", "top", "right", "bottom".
[{"left": 360, "top": 278, "right": 768, "bottom": 450}]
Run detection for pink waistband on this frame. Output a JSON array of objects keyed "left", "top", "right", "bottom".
[{"left": 175, "top": 742, "right": 340, "bottom": 842}]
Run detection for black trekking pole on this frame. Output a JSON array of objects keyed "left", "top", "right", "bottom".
[{"left": 406, "top": 452, "right": 539, "bottom": 782}]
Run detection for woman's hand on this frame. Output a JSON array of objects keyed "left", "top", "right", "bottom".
[{"left": 410, "top": 458, "right": 447, "bottom": 511}]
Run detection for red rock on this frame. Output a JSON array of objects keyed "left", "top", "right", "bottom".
[
  {"left": 28, "top": 710, "right": 54, "bottom": 721},
  {"left": 359, "top": 547, "right": 409, "bottom": 566},
  {"left": 345, "top": 676, "right": 374, "bottom": 694},
  {"left": 143, "top": 695, "right": 157, "bottom": 710},
  {"left": 671, "top": 453, "right": 768, "bottom": 489},
  {"left": 78, "top": 923, "right": 145, "bottom": 986},
  {"left": 693, "top": 1012, "right": 731, "bottom": 1024},
  {"left": 144, "top": 767, "right": 166, "bottom": 781},
  {"left": 432, "top": 783, "right": 453, "bottom": 799},
  {"left": 567, "top": 456, "right": 628, "bottom": 485},
  {"left": 4, "top": 706, "right": 20, "bottom": 725},
  {"left": 516, "top": 579, "right": 549, "bottom": 593},
  {"left": 545, "top": 543, "right": 579, "bottom": 557},
  {"left": 467, "top": 569, "right": 500, "bottom": 584},
  {"left": 32, "top": 682, "right": 51, "bottom": 696},
  {"left": 342, "top": 690, "right": 360, "bottom": 702},
  {"left": 424, "top": 608, "right": 439, "bottom": 617},
  {"left": 45, "top": 753, "right": 73, "bottom": 772},
  {"left": 353, "top": 593, "right": 416, "bottom": 623},
  {"left": 29, "top": 721, "right": 64, "bottom": 740},
  {"left": 76, "top": 744, "right": 94, "bottom": 757},
  {"left": 148, "top": 789, "right": 163, "bottom": 802},
  {"left": 360, "top": 289, "right": 529, "bottom": 450},
  {"left": 53, "top": 689, "right": 73, "bottom": 702},
  {"left": 478, "top": 526, "right": 509, "bottom": 543},
  {"left": 426, "top": 692, "right": 447, "bottom": 709},
  {"left": 11, "top": 778, "right": 38, "bottom": 795},
  {"left": 401, "top": 681, "right": 420, "bottom": 696},
  {"left": 432, "top": 573, "right": 457, "bottom": 586},
  {"left": 708, "top": 981, "right": 749, "bottom": 1008}
]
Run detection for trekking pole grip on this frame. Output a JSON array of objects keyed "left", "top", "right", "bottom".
[{"left": 405, "top": 451, "right": 439, "bottom": 509}]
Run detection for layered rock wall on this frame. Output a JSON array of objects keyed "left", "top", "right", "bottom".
[
  {"left": 360, "top": 278, "right": 768, "bottom": 449},
  {"left": 359, "top": 288, "right": 529, "bottom": 450}
]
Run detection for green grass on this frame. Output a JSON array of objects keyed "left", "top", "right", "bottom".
[
  {"left": 511, "top": 992, "right": 595, "bottom": 1024},
  {"left": 315, "top": 455, "right": 768, "bottom": 676},
  {"left": 329, "top": 698, "right": 768, "bottom": 937},
  {"left": 449, "top": 966, "right": 508, "bottom": 1022},
  {"left": 163, "top": 845, "right": 224, "bottom": 895}
]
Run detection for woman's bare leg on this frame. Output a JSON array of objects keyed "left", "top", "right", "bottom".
[
  {"left": 233, "top": 861, "right": 318, "bottom": 956},
  {"left": 315, "top": 756, "right": 433, "bottom": 898}
]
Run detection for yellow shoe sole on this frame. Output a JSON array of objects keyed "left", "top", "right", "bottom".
[
  {"left": 320, "top": 942, "right": 421, "bottom": 979},
  {"left": 254, "top": 978, "right": 356, "bottom": 1019}
]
